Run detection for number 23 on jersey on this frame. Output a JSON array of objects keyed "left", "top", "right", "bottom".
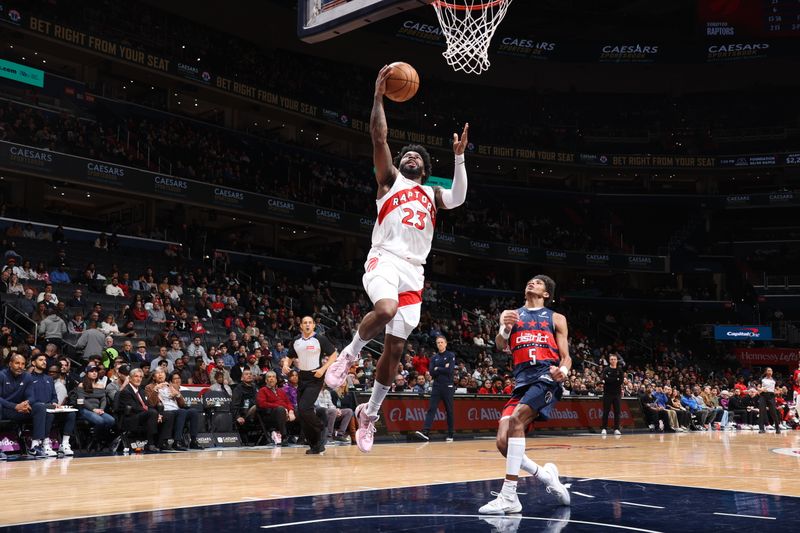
[{"left": 401, "top": 208, "right": 428, "bottom": 230}]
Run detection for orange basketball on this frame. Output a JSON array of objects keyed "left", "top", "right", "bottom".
[{"left": 385, "top": 62, "right": 420, "bottom": 103}]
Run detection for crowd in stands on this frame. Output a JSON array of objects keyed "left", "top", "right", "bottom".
[
  {"left": 25, "top": 0, "right": 800, "bottom": 156},
  {"left": 0, "top": 98, "right": 617, "bottom": 253},
  {"left": 0, "top": 216, "right": 793, "bottom": 459}
]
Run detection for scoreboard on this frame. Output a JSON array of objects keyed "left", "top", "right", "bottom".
[{"left": 700, "top": 0, "right": 800, "bottom": 37}]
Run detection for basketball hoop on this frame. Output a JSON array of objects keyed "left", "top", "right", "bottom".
[{"left": 431, "top": 0, "right": 513, "bottom": 75}]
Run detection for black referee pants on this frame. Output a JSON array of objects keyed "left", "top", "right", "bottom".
[
  {"left": 759, "top": 392, "right": 781, "bottom": 431},
  {"left": 602, "top": 394, "right": 621, "bottom": 430},
  {"left": 423, "top": 384, "right": 454, "bottom": 435},
  {"left": 297, "top": 370, "right": 325, "bottom": 447}
]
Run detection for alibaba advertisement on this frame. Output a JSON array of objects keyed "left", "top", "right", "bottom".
[{"left": 376, "top": 396, "right": 640, "bottom": 433}]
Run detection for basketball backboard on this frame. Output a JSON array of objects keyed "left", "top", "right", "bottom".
[{"left": 298, "top": 0, "right": 431, "bottom": 43}]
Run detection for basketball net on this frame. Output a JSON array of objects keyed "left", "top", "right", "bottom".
[{"left": 431, "top": 0, "right": 513, "bottom": 75}]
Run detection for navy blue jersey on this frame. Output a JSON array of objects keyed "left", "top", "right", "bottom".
[{"left": 508, "top": 306, "right": 560, "bottom": 390}]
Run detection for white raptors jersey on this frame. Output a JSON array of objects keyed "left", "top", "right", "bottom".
[{"left": 371, "top": 173, "right": 437, "bottom": 266}]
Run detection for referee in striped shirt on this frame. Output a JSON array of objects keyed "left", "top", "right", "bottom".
[{"left": 287, "top": 316, "right": 339, "bottom": 455}]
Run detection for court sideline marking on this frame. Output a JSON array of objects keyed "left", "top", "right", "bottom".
[{"left": 258, "top": 513, "right": 664, "bottom": 532}]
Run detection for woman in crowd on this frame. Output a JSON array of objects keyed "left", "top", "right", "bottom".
[
  {"left": 191, "top": 359, "right": 211, "bottom": 385},
  {"left": 129, "top": 300, "right": 149, "bottom": 321},
  {"left": 74, "top": 365, "right": 116, "bottom": 446},
  {"left": 6, "top": 273, "right": 23, "bottom": 295},
  {"left": 18, "top": 259, "right": 36, "bottom": 280},
  {"left": 35, "top": 261, "right": 49, "bottom": 282}
]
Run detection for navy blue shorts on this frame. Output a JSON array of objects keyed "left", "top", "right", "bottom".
[{"left": 502, "top": 379, "right": 563, "bottom": 422}]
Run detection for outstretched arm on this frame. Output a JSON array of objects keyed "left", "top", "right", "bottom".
[
  {"left": 550, "top": 313, "right": 572, "bottom": 382},
  {"left": 371, "top": 65, "right": 397, "bottom": 189},
  {"left": 436, "top": 123, "right": 469, "bottom": 210}
]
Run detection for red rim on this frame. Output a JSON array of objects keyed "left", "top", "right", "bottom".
[{"left": 432, "top": 0, "right": 507, "bottom": 11}]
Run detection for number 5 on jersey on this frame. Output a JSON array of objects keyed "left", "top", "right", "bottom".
[
  {"left": 401, "top": 208, "right": 427, "bottom": 230},
  {"left": 528, "top": 348, "right": 537, "bottom": 365}
]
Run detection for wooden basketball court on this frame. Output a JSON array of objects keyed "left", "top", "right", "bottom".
[{"left": 3, "top": 431, "right": 799, "bottom": 530}]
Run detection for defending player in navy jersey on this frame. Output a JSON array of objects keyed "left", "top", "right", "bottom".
[{"left": 479, "top": 275, "right": 571, "bottom": 514}]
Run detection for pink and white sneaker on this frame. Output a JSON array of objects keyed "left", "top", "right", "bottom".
[
  {"left": 325, "top": 346, "right": 356, "bottom": 389},
  {"left": 355, "top": 403, "right": 378, "bottom": 453}
]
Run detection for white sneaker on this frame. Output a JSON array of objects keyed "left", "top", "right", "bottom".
[
  {"left": 479, "top": 515, "right": 523, "bottom": 533},
  {"left": 600, "top": 429, "right": 607, "bottom": 436},
  {"left": 60, "top": 442, "right": 74, "bottom": 456},
  {"left": 542, "top": 463, "right": 571, "bottom": 506},
  {"left": 271, "top": 431, "right": 282, "bottom": 445},
  {"left": 614, "top": 429, "right": 621, "bottom": 436},
  {"left": 478, "top": 490, "right": 522, "bottom": 514},
  {"left": 43, "top": 439, "right": 58, "bottom": 457}
]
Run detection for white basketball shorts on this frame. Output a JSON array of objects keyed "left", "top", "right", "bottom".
[{"left": 362, "top": 248, "right": 424, "bottom": 340}]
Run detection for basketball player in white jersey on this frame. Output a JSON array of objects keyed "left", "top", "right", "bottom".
[{"left": 325, "top": 64, "right": 469, "bottom": 452}]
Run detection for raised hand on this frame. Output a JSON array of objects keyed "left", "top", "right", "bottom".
[
  {"left": 453, "top": 122, "right": 469, "bottom": 155},
  {"left": 375, "top": 64, "right": 394, "bottom": 99}
]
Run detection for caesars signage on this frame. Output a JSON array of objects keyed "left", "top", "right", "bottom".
[
  {"left": 379, "top": 396, "right": 640, "bottom": 432},
  {"left": 20, "top": 14, "right": 800, "bottom": 169},
  {"left": 0, "top": 141, "right": 671, "bottom": 271}
]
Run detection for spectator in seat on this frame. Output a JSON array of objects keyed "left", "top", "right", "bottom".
[
  {"left": 18, "top": 259, "right": 36, "bottom": 280},
  {"left": 167, "top": 371, "right": 204, "bottom": 448},
  {"left": 40, "top": 308, "right": 67, "bottom": 346},
  {"left": 143, "top": 367, "right": 182, "bottom": 451},
  {"left": 0, "top": 354, "right": 53, "bottom": 458},
  {"left": 67, "top": 289, "right": 87, "bottom": 309},
  {"left": 118, "top": 368, "right": 160, "bottom": 453},
  {"left": 49, "top": 266, "right": 71, "bottom": 284},
  {"left": 152, "top": 346, "right": 174, "bottom": 373},
  {"left": 681, "top": 387, "right": 713, "bottom": 430},
  {"left": 664, "top": 385, "right": 690, "bottom": 430},
  {"left": 100, "top": 336, "right": 119, "bottom": 369},
  {"left": 105, "top": 278, "right": 124, "bottom": 297},
  {"left": 412, "top": 374, "right": 427, "bottom": 394},
  {"left": 479, "top": 377, "right": 504, "bottom": 395},
  {"left": 35, "top": 261, "right": 50, "bottom": 283},
  {"left": 232, "top": 368, "right": 259, "bottom": 428},
  {"left": 18, "top": 288, "right": 36, "bottom": 317},
  {"left": 166, "top": 339, "right": 184, "bottom": 363},
  {"left": 210, "top": 370, "right": 232, "bottom": 396},
  {"left": 282, "top": 370, "right": 299, "bottom": 410},
  {"left": 256, "top": 371, "right": 295, "bottom": 445},
  {"left": 186, "top": 336, "right": 208, "bottom": 363},
  {"left": 76, "top": 321, "right": 106, "bottom": 359},
  {"left": 68, "top": 311, "right": 86, "bottom": 334},
  {"left": 315, "top": 385, "right": 352, "bottom": 444},
  {"left": 191, "top": 358, "right": 211, "bottom": 385},
  {"left": 100, "top": 314, "right": 123, "bottom": 337},
  {"left": 149, "top": 303, "right": 166, "bottom": 325},
  {"left": 37, "top": 283, "right": 59, "bottom": 305},
  {"left": 130, "top": 300, "right": 148, "bottom": 322},
  {"left": 6, "top": 273, "right": 23, "bottom": 295},
  {"left": 30, "top": 352, "right": 76, "bottom": 454},
  {"left": 106, "top": 364, "right": 130, "bottom": 407},
  {"left": 75, "top": 365, "right": 116, "bottom": 446},
  {"left": 743, "top": 388, "right": 761, "bottom": 427},
  {"left": 391, "top": 374, "right": 407, "bottom": 392},
  {"left": 173, "top": 358, "right": 191, "bottom": 383}
]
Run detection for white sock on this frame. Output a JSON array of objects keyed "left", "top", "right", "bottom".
[
  {"left": 501, "top": 479, "right": 518, "bottom": 496},
  {"left": 32, "top": 439, "right": 41, "bottom": 448},
  {"left": 522, "top": 456, "right": 554, "bottom": 484},
  {"left": 505, "top": 437, "right": 526, "bottom": 478},
  {"left": 347, "top": 331, "right": 369, "bottom": 359},
  {"left": 62, "top": 435, "right": 70, "bottom": 446},
  {"left": 366, "top": 381, "right": 390, "bottom": 418}
]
